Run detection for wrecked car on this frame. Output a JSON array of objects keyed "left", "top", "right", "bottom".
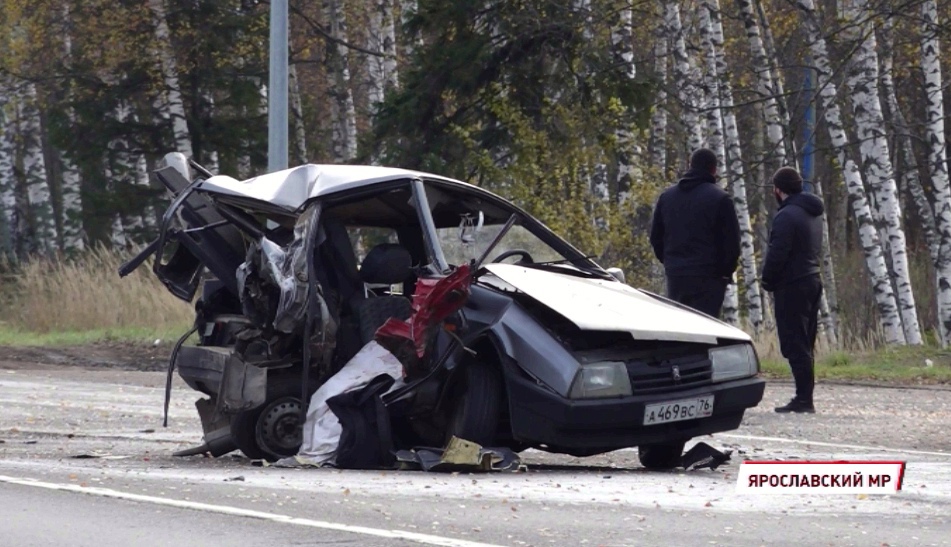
[{"left": 120, "top": 152, "right": 765, "bottom": 470}]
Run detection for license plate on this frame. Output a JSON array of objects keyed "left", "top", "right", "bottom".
[{"left": 643, "top": 395, "right": 714, "bottom": 425}]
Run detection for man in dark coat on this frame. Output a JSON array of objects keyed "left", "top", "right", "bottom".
[
  {"left": 761, "top": 167, "right": 824, "bottom": 414},
  {"left": 650, "top": 148, "right": 740, "bottom": 319}
]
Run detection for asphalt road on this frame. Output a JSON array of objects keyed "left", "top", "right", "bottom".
[{"left": 1, "top": 363, "right": 950, "bottom": 546}]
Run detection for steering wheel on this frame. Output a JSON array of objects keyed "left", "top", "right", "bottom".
[{"left": 490, "top": 249, "right": 534, "bottom": 264}]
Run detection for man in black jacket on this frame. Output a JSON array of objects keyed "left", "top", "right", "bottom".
[
  {"left": 761, "top": 167, "right": 824, "bottom": 414},
  {"left": 650, "top": 148, "right": 740, "bottom": 319}
]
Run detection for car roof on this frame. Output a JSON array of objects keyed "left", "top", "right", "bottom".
[{"left": 198, "top": 163, "right": 472, "bottom": 211}]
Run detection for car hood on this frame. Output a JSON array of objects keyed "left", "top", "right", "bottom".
[
  {"left": 483, "top": 264, "right": 751, "bottom": 345},
  {"left": 198, "top": 164, "right": 429, "bottom": 211}
]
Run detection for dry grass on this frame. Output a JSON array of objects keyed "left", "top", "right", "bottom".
[{"left": 0, "top": 246, "right": 193, "bottom": 335}]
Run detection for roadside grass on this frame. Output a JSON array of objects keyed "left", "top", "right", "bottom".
[
  {"left": 1, "top": 248, "right": 949, "bottom": 384},
  {"left": 0, "top": 246, "right": 193, "bottom": 346},
  {"left": 0, "top": 324, "right": 191, "bottom": 347},
  {"left": 759, "top": 345, "right": 951, "bottom": 384}
]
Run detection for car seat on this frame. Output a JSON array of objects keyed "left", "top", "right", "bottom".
[{"left": 353, "top": 243, "right": 414, "bottom": 344}]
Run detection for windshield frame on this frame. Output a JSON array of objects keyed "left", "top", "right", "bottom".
[{"left": 418, "top": 178, "right": 606, "bottom": 275}]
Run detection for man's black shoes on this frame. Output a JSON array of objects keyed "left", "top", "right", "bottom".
[{"left": 774, "top": 398, "right": 815, "bottom": 414}]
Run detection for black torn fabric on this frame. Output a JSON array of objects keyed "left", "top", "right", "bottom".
[
  {"left": 394, "top": 436, "right": 522, "bottom": 473},
  {"left": 681, "top": 441, "right": 732, "bottom": 471}
]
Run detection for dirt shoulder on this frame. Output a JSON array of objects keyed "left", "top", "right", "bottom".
[{"left": 0, "top": 341, "right": 172, "bottom": 372}]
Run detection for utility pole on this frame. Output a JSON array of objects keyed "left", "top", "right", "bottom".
[{"left": 268, "top": 0, "right": 289, "bottom": 173}]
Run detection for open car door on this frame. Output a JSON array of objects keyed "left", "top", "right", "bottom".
[{"left": 119, "top": 153, "right": 247, "bottom": 302}]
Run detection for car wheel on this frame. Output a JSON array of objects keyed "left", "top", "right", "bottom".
[
  {"left": 638, "top": 440, "right": 686, "bottom": 470},
  {"left": 446, "top": 360, "right": 502, "bottom": 447},
  {"left": 230, "top": 378, "right": 310, "bottom": 461}
]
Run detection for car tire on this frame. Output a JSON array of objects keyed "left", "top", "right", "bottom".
[
  {"left": 230, "top": 377, "right": 312, "bottom": 461},
  {"left": 638, "top": 440, "right": 686, "bottom": 470},
  {"left": 446, "top": 360, "right": 502, "bottom": 447}
]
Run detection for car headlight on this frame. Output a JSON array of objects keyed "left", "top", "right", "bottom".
[
  {"left": 569, "top": 361, "right": 632, "bottom": 399},
  {"left": 709, "top": 344, "right": 758, "bottom": 382}
]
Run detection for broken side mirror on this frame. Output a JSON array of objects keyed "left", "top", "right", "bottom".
[{"left": 606, "top": 267, "right": 625, "bottom": 284}]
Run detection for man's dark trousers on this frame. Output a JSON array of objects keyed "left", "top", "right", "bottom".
[
  {"left": 666, "top": 276, "right": 728, "bottom": 319},
  {"left": 773, "top": 274, "right": 823, "bottom": 403}
]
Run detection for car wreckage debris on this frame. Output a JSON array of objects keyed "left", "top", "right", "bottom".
[
  {"left": 680, "top": 442, "right": 732, "bottom": 471},
  {"left": 394, "top": 436, "right": 523, "bottom": 473}
]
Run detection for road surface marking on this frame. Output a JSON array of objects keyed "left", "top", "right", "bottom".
[
  {"left": 0, "top": 475, "right": 505, "bottom": 547},
  {"left": 715, "top": 433, "right": 951, "bottom": 458}
]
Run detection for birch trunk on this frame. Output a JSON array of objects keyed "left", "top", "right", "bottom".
[
  {"left": 754, "top": 0, "right": 795, "bottom": 161},
  {"left": 921, "top": 0, "right": 951, "bottom": 345},
  {"left": 840, "top": 0, "right": 922, "bottom": 345},
  {"left": 700, "top": 3, "right": 741, "bottom": 325},
  {"left": 698, "top": 5, "right": 725, "bottom": 166},
  {"left": 649, "top": 2, "right": 668, "bottom": 176},
  {"left": 325, "top": 0, "right": 358, "bottom": 162},
  {"left": 880, "top": 18, "right": 938, "bottom": 264},
  {"left": 238, "top": 85, "right": 267, "bottom": 179},
  {"left": 20, "top": 85, "right": 57, "bottom": 255},
  {"left": 111, "top": 103, "right": 146, "bottom": 239},
  {"left": 399, "top": 0, "right": 422, "bottom": 59},
  {"left": 812, "top": 179, "right": 840, "bottom": 347},
  {"left": 148, "top": 0, "right": 193, "bottom": 158},
  {"left": 135, "top": 155, "right": 157, "bottom": 232},
  {"left": 795, "top": 0, "right": 904, "bottom": 345},
  {"left": 737, "top": 0, "right": 786, "bottom": 169},
  {"left": 289, "top": 65, "right": 308, "bottom": 165},
  {"left": 611, "top": 3, "right": 635, "bottom": 202},
  {"left": 0, "top": 91, "right": 16, "bottom": 259},
  {"left": 664, "top": 2, "right": 703, "bottom": 155},
  {"left": 59, "top": 4, "right": 84, "bottom": 253},
  {"left": 58, "top": 133, "right": 85, "bottom": 252},
  {"left": 202, "top": 92, "right": 219, "bottom": 174},
  {"left": 367, "top": 0, "right": 399, "bottom": 107},
  {"left": 705, "top": 0, "right": 763, "bottom": 330}
]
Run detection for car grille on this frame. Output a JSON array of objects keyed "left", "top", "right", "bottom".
[{"left": 626, "top": 353, "right": 712, "bottom": 395}]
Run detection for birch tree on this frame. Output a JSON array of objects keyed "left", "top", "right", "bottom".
[
  {"left": 109, "top": 102, "right": 147, "bottom": 239},
  {"left": 648, "top": 2, "right": 668, "bottom": 176},
  {"left": 664, "top": 2, "right": 703, "bottom": 154},
  {"left": 920, "top": 0, "right": 951, "bottom": 344},
  {"left": 0, "top": 90, "right": 16, "bottom": 259},
  {"left": 18, "top": 86, "right": 57, "bottom": 254},
  {"left": 367, "top": 0, "right": 399, "bottom": 108},
  {"left": 840, "top": 0, "right": 922, "bottom": 345},
  {"left": 399, "top": 0, "right": 422, "bottom": 59},
  {"left": 878, "top": 18, "right": 937, "bottom": 264},
  {"left": 611, "top": 1, "right": 635, "bottom": 202},
  {"left": 698, "top": 6, "right": 725, "bottom": 167},
  {"left": 696, "top": 2, "right": 740, "bottom": 326},
  {"left": 59, "top": 4, "right": 84, "bottom": 253},
  {"left": 812, "top": 179, "right": 840, "bottom": 346},
  {"left": 325, "top": 0, "right": 358, "bottom": 162},
  {"left": 705, "top": 0, "right": 764, "bottom": 331},
  {"left": 148, "top": 0, "right": 193, "bottom": 159},
  {"left": 289, "top": 65, "right": 308, "bottom": 165},
  {"left": 736, "top": 0, "right": 786, "bottom": 168},
  {"left": 754, "top": 0, "right": 794, "bottom": 160},
  {"left": 795, "top": 0, "right": 904, "bottom": 345},
  {"left": 201, "top": 92, "right": 220, "bottom": 174}
]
